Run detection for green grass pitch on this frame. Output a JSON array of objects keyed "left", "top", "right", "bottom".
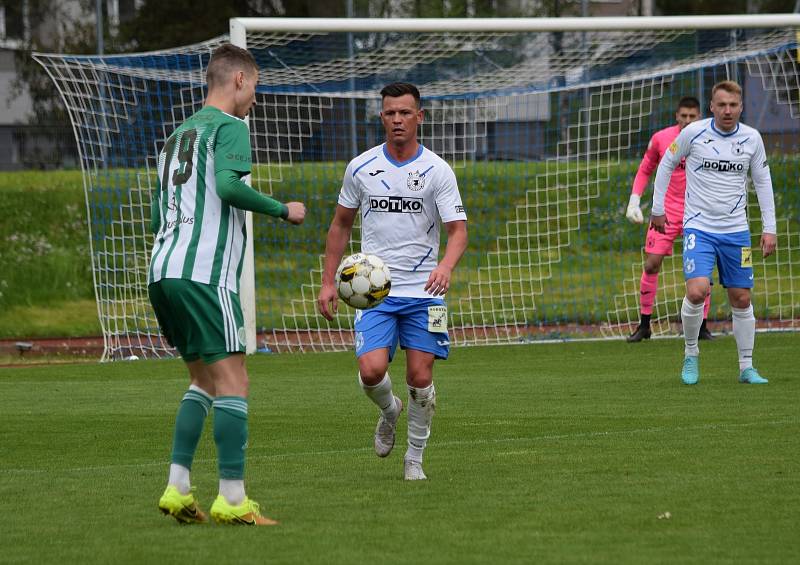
[{"left": 2, "top": 334, "right": 798, "bottom": 564}]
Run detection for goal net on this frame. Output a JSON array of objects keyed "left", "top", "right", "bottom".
[{"left": 34, "top": 17, "right": 800, "bottom": 359}]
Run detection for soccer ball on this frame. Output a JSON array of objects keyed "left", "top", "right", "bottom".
[{"left": 335, "top": 253, "right": 392, "bottom": 310}]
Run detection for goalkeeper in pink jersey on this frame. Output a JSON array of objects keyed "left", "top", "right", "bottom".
[{"left": 625, "top": 96, "right": 713, "bottom": 342}]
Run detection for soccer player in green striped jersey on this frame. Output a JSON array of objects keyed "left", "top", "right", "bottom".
[{"left": 151, "top": 44, "right": 306, "bottom": 526}]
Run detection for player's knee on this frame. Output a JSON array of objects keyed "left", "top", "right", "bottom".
[
  {"left": 407, "top": 372, "right": 433, "bottom": 388},
  {"left": 685, "top": 284, "right": 709, "bottom": 304},
  {"left": 406, "top": 362, "right": 434, "bottom": 388},
  {"left": 729, "top": 294, "right": 751, "bottom": 309},
  {"left": 644, "top": 262, "right": 661, "bottom": 275},
  {"left": 208, "top": 354, "right": 249, "bottom": 397},
  {"left": 686, "top": 290, "right": 706, "bottom": 304},
  {"left": 223, "top": 374, "right": 249, "bottom": 397},
  {"left": 358, "top": 364, "right": 388, "bottom": 385}
]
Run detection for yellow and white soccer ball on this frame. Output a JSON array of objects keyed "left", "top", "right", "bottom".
[{"left": 335, "top": 253, "right": 392, "bottom": 309}]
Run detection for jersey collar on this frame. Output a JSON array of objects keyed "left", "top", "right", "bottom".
[
  {"left": 202, "top": 105, "right": 245, "bottom": 123},
  {"left": 382, "top": 143, "right": 424, "bottom": 167},
  {"left": 710, "top": 119, "right": 739, "bottom": 137}
]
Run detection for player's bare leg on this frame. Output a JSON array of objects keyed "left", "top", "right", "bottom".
[
  {"left": 404, "top": 350, "right": 436, "bottom": 480},
  {"left": 359, "top": 348, "right": 403, "bottom": 457}
]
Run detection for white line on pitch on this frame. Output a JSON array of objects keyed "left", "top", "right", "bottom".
[{"left": 1, "top": 419, "right": 795, "bottom": 475}]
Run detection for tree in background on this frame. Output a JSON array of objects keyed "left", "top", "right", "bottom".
[
  {"left": 6, "top": 0, "right": 349, "bottom": 166},
  {"left": 656, "top": 0, "right": 795, "bottom": 14},
  {"left": 8, "top": 0, "right": 98, "bottom": 126},
  {"left": 116, "top": 0, "right": 346, "bottom": 52}
]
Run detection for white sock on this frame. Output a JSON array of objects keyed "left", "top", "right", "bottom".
[
  {"left": 360, "top": 372, "right": 399, "bottom": 419},
  {"left": 732, "top": 305, "right": 755, "bottom": 372},
  {"left": 219, "top": 479, "right": 246, "bottom": 506},
  {"left": 681, "top": 297, "right": 704, "bottom": 356},
  {"left": 406, "top": 384, "right": 436, "bottom": 463},
  {"left": 168, "top": 463, "right": 191, "bottom": 495},
  {"left": 189, "top": 383, "right": 214, "bottom": 401}
]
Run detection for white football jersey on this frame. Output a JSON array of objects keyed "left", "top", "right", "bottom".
[
  {"left": 653, "top": 117, "right": 776, "bottom": 234},
  {"left": 339, "top": 144, "right": 467, "bottom": 297}
]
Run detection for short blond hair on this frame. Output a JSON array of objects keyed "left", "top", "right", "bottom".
[
  {"left": 711, "top": 80, "right": 742, "bottom": 98},
  {"left": 206, "top": 44, "right": 258, "bottom": 90}
]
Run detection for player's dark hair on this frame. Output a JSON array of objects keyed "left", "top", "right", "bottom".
[
  {"left": 380, "top": 82, "right": 422, "bottom": 108},
  {"left": 206, "top": 44, "right": 258, "bottom": 90},
  {"left": 677, "top": 96, "right": 700, "bottom": 111}
]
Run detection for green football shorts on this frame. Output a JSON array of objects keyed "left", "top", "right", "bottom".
[{"left": 148, "top": 278, "right": 246, "bottom": 364}]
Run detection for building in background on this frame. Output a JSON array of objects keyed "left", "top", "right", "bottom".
[{"left": 0, "top": 1, "right": 143, "bottom": 169}]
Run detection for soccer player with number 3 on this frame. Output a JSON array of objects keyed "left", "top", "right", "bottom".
[
  {"left": 317, "top": 83, "right": 468, "bottom": 480},
  {"left": 149, "top": 44, "right": 306, "bottom": 525},
  {"left": 625, "top": 96, "right": 714, "bottom": 342},
  {"left": 650, "top": 80, "right": 777, "bottom": 385}
]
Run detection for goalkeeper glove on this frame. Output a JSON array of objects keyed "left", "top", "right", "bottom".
[{"left": 626, "top": 193, "right": 644, "bottom": 224}]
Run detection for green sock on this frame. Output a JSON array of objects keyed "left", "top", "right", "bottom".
[
  {"left": 170, "top": 386, "right": 213, "bottom": 469},
  {"left": 213, "top": 397, "right": 249, "bottom": 480}
]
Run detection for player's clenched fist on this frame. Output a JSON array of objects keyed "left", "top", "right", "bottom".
[{"left": 284, "top": 202, "right": 306, "bottom": 225}]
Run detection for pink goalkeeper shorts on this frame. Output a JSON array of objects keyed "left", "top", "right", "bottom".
[{"left": 645, "top": 216, "right": 683, "bottom": 256}]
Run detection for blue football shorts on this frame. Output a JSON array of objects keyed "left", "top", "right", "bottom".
[
  {"left": 682, "top": 228, "right": 754, "bottom": 288},
  {"left": 353, "top": 296, "right": 450, "bottom": 361}
]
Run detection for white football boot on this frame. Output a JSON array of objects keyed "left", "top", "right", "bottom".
[
  {"left": 374, "top": 396, "right": 403, "bottom": 457},
  {"left": 404, "top": 456, "right": 427, "bottom": 481}
]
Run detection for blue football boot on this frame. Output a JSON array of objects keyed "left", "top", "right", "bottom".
[
  {"left": 681, "top": 356, "right": 699, "bottom": 385},
  {"left": 739, "top": 367, "right": 768, "bottom": 384}
]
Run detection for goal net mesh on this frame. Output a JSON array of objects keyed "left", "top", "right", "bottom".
[{"left": 35, "top": 25, "right": 800, "bottom": 359}]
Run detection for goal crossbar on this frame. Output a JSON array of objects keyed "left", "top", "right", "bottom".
[{"left": 231, "top": 14, "right": 800, "bottom": 34}]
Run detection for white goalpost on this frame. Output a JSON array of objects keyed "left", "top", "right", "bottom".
[{"left": 34, "top": 15, "right": 800, "bottom": 360}]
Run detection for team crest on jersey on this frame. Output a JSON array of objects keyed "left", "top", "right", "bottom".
[
  {"left": 731, "top": 143, "right": 744, "bottom": 156},
  {"left": 668, "top": 142, "right": 678, "bottom": 154},
  {"left": 407, "top": 170, "right": 426, "bottom": 191}
]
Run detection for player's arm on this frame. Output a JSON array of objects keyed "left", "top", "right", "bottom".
[
  {"left": 650, "top": 131, "right": 688, "bottom": 233},
  {"left": 215, "top": 171, "right": 305, "bottom": 224},
  {"left": 150, "top": 187, "right": 161, "bottom": 234},
  {"left": 151, "top": 143, "right": 173, "bottom": 235},
  {"left": 318, "top": 205, "right": 358, "bottom": 320},
  {"left": 427, "top": 166, "right": 468, "bottom": 296},
  {"left": 626, "top": 136, "right": 660, "bottom": 224},
  {"left": 750, "top": 134, "right": 777, "bottom": 257},
  {"left": 215, "top": 121, "right": 304, "bottom": 223},
  {"left": 425, "top": 220, "right": 467, "bottom": 296}
]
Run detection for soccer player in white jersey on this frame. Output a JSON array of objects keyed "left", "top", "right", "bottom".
[
  {"left": 150, "top": 44, "right": 306, "bottom": 525},
  {"left": 650, "top": 80, "right": 777, "bottom": 385},
  {"left": 317, "top": 82, "right": 468, "bottom": 480}
]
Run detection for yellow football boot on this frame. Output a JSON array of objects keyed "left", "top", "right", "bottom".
[
  {"left": 158, "top": 485, "right": 208, "bottom": 524},
  {"left": 209, "top": 495, "right": 278, "bottom": 526}
]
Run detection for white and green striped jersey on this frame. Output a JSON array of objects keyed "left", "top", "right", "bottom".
[{"left": 149, "top": 106, "right": 252, "bottom": 293}]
